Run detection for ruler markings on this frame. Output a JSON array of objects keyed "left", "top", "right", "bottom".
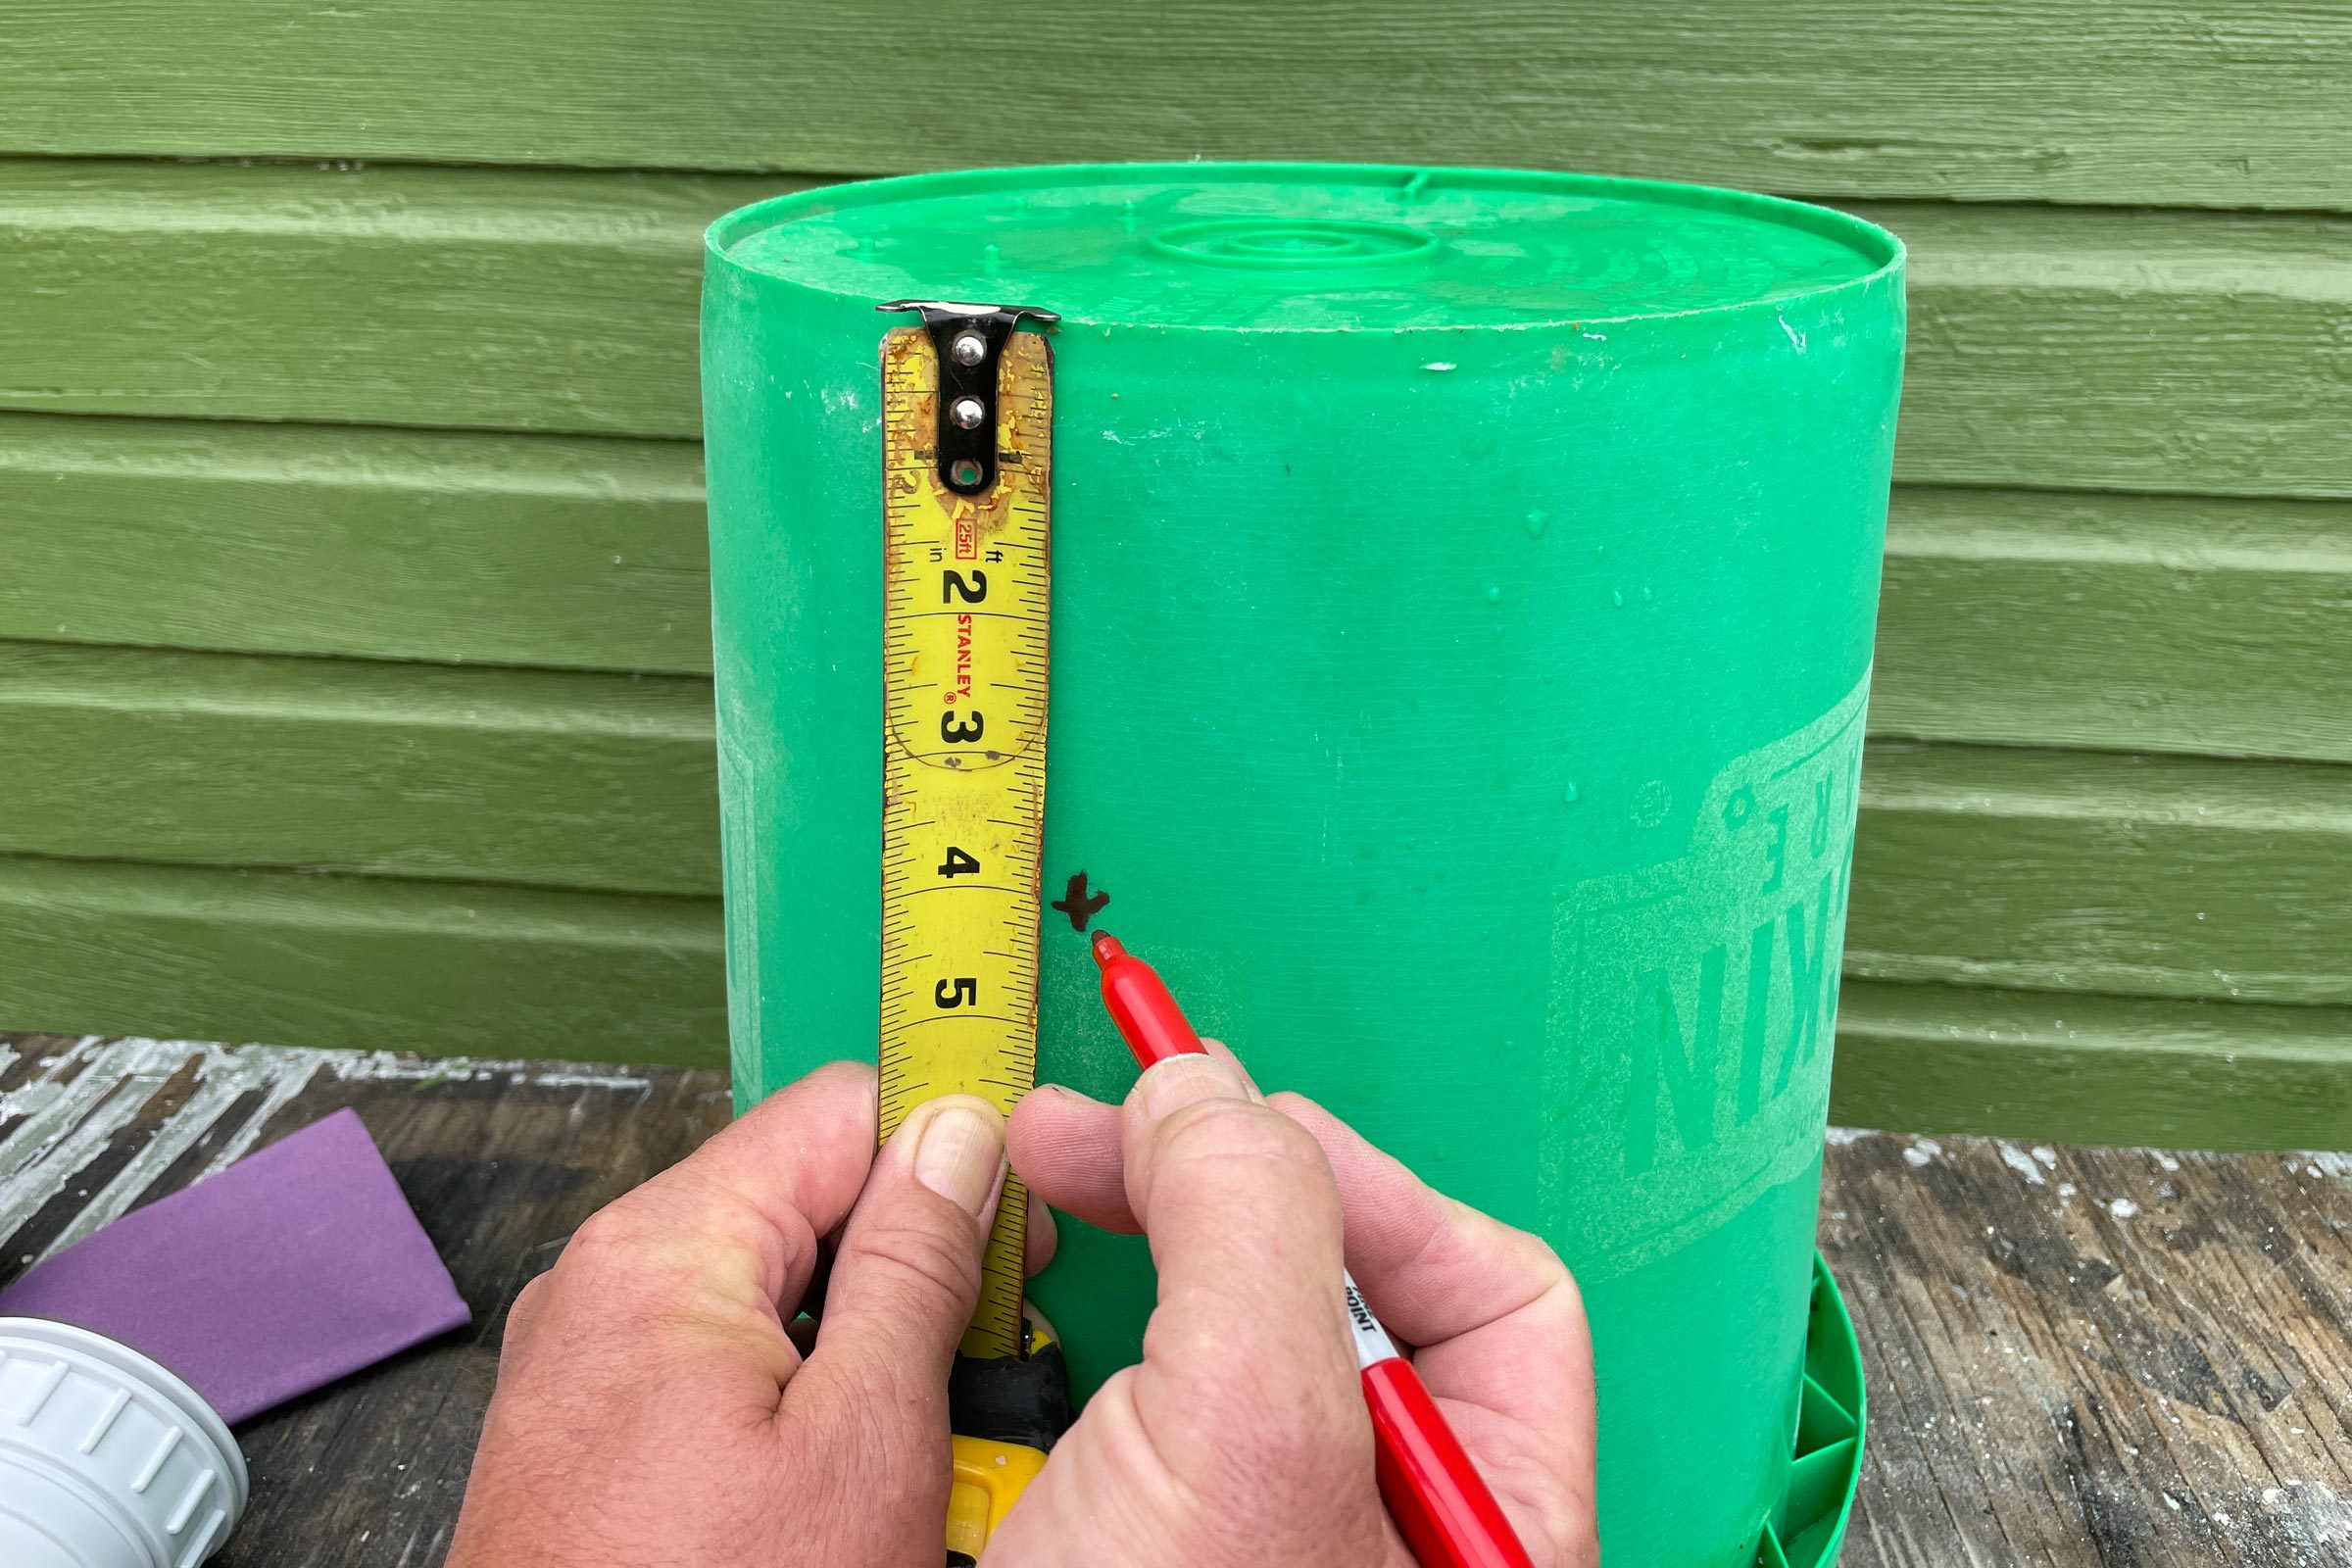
[{"left": 876, "top": 322, "right": 1054, "bottom": 1362}]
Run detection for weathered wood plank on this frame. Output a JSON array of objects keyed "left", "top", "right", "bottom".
[
  {"left": 1827, "top": 1132, "right": 2352, "bottom": 1564},
  {"left": 1877, "top": 488, "right": 2352, "bottom": 764},
  {"left": 1854, "top": 202, "right": 2352, "bottom": 500},
  {"left": 0, "top": 642, "right": 718, "bottom": 895},
  {"left": 0, "top": 414, "right": 710, "bottom": 674},
  {"left": 0, "top": 160, "right": 791, "bottom": 438},
  {"left": 9, "top": 436, "right": 2349, "bottom": 766},
  {"left": 1848, "top": 743, "right": 2352, "bottom": 1007},
  {"left": 11, "top": 1035, "right": 2349, "bottom": 1562},
  {"left": 5, "top": 164, "right": 2350, "bottom": 500},
  {"left": 0, "top": 857, "right": 723, "bottom": 1063},
  {"left": 1833, "top": 981, "right": 2352, "bottom": 1152},
  {"left": 1, "top": 1, "right": 2346, "bottom": 212}
]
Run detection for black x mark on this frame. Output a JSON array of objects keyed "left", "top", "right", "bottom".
[{"left": 1050, "top": 871, "right": 1110, "bottom": 932}]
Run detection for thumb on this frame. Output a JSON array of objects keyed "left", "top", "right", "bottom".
[{"left": 782, "top": 1098, "right": 1006, "bottom": 1559}]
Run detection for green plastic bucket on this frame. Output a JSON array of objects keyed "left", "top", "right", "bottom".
[{"left": 703, "top": 164, "right": 1902, "bottom": 1567}]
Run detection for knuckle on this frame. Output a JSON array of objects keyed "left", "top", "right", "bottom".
[
  {"left": 548, "top": 1197, "right": 717, "bottom": 1323},
  {"left": 1516, "top": 1232, "right": 1588, "bottom": 1318},
  {"left": 1261, "top": 1088, "right": 1318, "bottom": 1123},
  {"left": 1246, "top": 1388, "right": 1367, "bottom": 1478},
  {"left": 1509, "top": 1218, "right": 1568, "bottom": 1272},
  {"left": 1144, "top": 1334, "right": 1366, "bottom": 1478},
  {"left": 1089, "top": 1372, "right": 1381, "bottom": 1561},
  {"left": 847, "top": 1217, "right": 981, "bottom": 1305},
  {"left": 554, "top": 1219, "right": 657, "bottom": 1307},
  {"left": 565, "top": 1199, "right": 655, "bottom": 1260},
  {"left": 1158, "top": 1097, "right": 1327, "bottom": 1173},
  {"left": 1203, "top": 1392, "right": 1375, "bottom": 1540},
  {"left": 505, "top": 1275, "right": 551, "bottom": 1334}
]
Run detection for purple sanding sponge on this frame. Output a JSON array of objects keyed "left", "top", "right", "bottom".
[{"left": 0, "top": 1106, "right": 469, "bottom": 1423}]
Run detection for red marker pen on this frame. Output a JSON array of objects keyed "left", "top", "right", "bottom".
[{"left": 1091, "top": 932, "right": 1536, "bottom": 1568}]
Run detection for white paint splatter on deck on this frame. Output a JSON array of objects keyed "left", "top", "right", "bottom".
[
  {"left": 2299, "top": 1151, "right": 2352, "bottom": 1182},
  {"left": 1999, "top": 1142, "right": 2048, "bottom": 1186}
]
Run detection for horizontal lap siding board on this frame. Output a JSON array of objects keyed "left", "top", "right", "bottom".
[
  {"left": 1831, "top": 982, "right": 2352, "bottom": 1153},
  {"left": 1846, "top": 202, "right": 2352, "bottom": 500},
  {"left": 6, "top": 165, "right": 2352, "bottom": 498},
  {"left": 0, "top": 162, "right": 794, "bottom": 437},
  {"left": 1848, "top": 744, "right": 2352, "bottom": 1007},
  {"left": 0, "top": 855, "right": 724, "bottom": 1065},
  {"left": 0, "top": 415, "right": 711, "bottom": 674},
  {"left": 1, "top": 2, "right": 2347, "bottom": 211},
  {"left": 0, "top": 644, "right": 719, "bottom": 895},
  {"left": 1874, "top": 488, "right": 2352, "bottom": 764}
]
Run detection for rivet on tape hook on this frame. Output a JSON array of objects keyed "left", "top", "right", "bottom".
[{"left": 878, "top": 301, "right": 1060, "bottom": 494}]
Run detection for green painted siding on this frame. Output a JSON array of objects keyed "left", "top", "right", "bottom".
[
  {"left": 1, "top": 2, "right": 2346, "bottom": 1148},
  {"left": 8, "top": 2, "right": 2347, "bottom": 210}
]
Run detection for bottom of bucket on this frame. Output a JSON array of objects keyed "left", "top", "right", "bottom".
[{"left": 1755, "top": 1255, "right": 1867, "bottom": 1568}]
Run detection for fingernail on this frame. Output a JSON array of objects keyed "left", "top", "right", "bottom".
[
  {"left": 1197, "top": 1041, "right": 1266, "bottom": 1102},
  {"left": 911, "top": 1101, "right": 1005, "bottom": 1218},
  {"left": 1136, "top": 1053, "right": 1247, "bottom": 1120}
]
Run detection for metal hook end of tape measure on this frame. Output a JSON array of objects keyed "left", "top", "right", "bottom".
[{"left": 878, "top": 301, "right": 1061, "bottom": 494}]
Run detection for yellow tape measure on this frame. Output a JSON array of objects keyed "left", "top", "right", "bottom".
[{"left": 876, "top": 301, "right": 1057, "bottom": 1361}]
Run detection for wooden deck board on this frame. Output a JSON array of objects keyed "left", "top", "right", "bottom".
[
  {"left": 1827, "top": 1134, "right": 2352, "bottom": 1565},
  {"left": 0, "top": 1032, "right": 729, "bottom": 1568},
  {"left": 3, "top": 1033, "right": 2344, "bottom": 1565}
]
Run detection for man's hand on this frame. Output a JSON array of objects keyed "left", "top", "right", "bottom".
[
  {"left": 997, "top": 1048, "right": 1599, "bottom": 1568},
  {"left": 444, "top": 1051, "right": 1596, "bottom": 1568},
  {"left": 445, "top": 1062, "right": 1016, "bottom": 1568}
]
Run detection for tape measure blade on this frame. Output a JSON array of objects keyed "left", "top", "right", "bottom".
[{"left": 878, "top": 324, "right": 1053, "bottom": 1362}]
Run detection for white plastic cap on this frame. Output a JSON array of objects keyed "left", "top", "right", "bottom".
[{"left": 0, "top": 1318, "right": 246, "bottom": 1567}]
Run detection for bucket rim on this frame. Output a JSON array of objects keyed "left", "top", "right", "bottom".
[{"left": 706, "top": 161, "right": 1903, "bottom": 334}]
